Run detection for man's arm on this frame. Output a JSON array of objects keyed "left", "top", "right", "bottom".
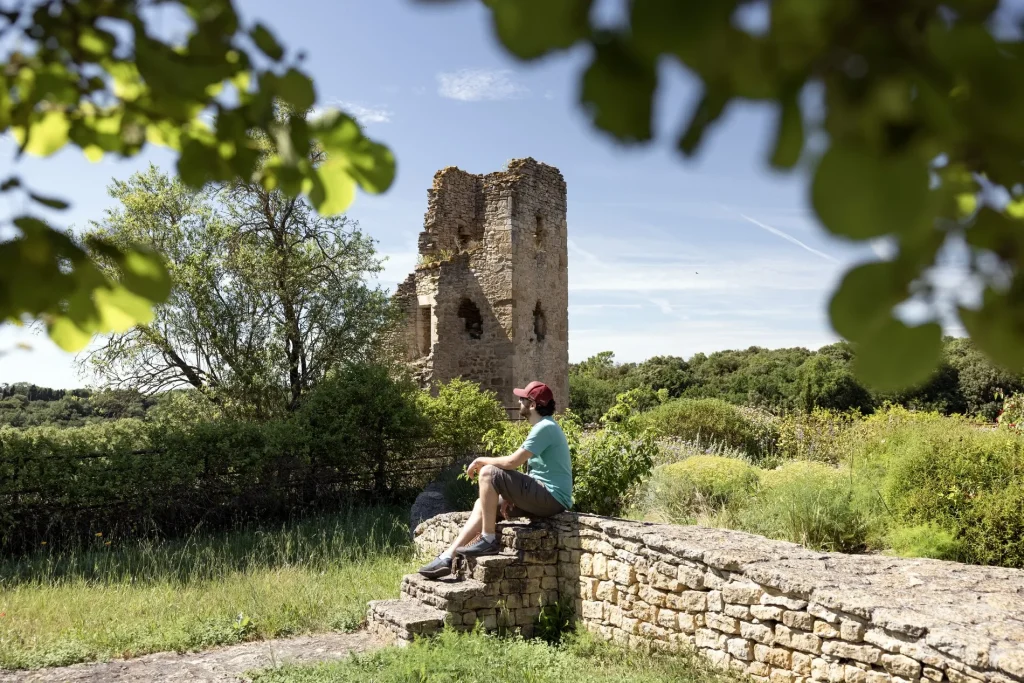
[{"left": 466, "top": 448, "right": 532, "bottom": 478}]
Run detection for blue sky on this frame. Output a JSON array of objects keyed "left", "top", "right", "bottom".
[{"left": 1, "top": 0, "right": 900, "bottom": 388}]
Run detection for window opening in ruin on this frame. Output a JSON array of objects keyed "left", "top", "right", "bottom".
[
  {"left": 418, "top": 305, "right": 431, "bottom": 356},
  {"left": 533, "top": 301, "right": 546, "bottom": 342},
  {"left": 458, "top": 298, "right": 483, "bottom": 340},
  {"left": 534, "top": 214, "right": 544, "bottom": 248},
  {"left": 458, "top": 222, "right": 472, "bottom": 251}
]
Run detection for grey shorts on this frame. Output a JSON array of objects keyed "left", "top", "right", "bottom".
[{"left": 490, "top": 468, "right": 566, "bottom": 518}]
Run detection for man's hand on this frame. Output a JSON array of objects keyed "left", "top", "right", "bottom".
[{"left": 465, "top": 458, "right": 488, "bottom": 480}]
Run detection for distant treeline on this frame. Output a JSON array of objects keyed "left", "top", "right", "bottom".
[
  {"left": 569, "top": 337, "right": 1024, "bottom": 424},
  {"left": 0, "top": 384, "right": 160, "bottom": 428}
]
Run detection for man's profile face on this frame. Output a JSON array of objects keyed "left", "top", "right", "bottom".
[{"left": 518, "top": 396, "right": 533, "bottom": 419}]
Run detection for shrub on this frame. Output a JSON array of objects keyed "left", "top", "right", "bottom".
[
  {"left": 957, "top": 480, "right": 1024, "bottom": 567},
  {"left": 775, "top": 409, "right": 859, "bottom": 464},
  {"left": 656, "top": 456, "right": 759, "bottom": 511},
  {"left": 418, "top": 378, "right": 506, "bottom": 455},
  {"left": 738, "top": 461, "right": 877, "bottom": 553},
  {"left": 997, "top": 392, "right": 1024, "bottom": 432},
  {"left": 640, "top": 398, "right": 768, "bottom": 460},
  {"left": 885, "top": 523, "right": 961, "bottom": 561},
  {"left": 572, "top": 396, "right": 658, "bottom": 516}
]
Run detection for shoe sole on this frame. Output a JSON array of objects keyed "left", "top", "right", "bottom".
[
  {"left": 456, "top": 545, "right": 500, "bottom": 558},
  {"left": 418, "top": 565, "right": 452, "bottom": 580}
]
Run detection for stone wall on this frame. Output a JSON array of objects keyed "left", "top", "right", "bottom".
[
  {"left": 413, "top": 512, "right": 1024, "bottom": 683},
  {"left": 393, "top": 158, "right": 569, "bottom": 407}
]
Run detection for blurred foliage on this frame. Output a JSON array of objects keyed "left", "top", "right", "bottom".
[
  {"left": 464, "top": 0, "right": 1024, "bottom": 388},
  {"left": 1, "top": 0, "right": 393, "bottom": 351}
]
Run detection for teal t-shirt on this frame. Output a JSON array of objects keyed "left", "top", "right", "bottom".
[{"left": 521, "top": 417, "right": 573, "bottom": 509}]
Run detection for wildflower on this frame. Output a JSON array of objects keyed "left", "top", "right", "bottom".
[
  {"left": 95, "top": 532, "right": 103, "bottom": 537},
  {"left": 40, "top": 541, "right": 47, "bottom": 546},
  {"left": 105, "top": 541, "right": 111, "bottom": 546}
]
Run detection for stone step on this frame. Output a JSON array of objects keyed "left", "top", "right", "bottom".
[
  {"left": 366, "top": 599, "right": 445, "bottom": 646},
  {"left": 401, "top": 573, "right": 499, "bottom": 612}
]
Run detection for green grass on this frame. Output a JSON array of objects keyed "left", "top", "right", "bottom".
[
  {"left": 249, "top": 627, "right": 740, "bottom": 683},
  {"left": 0, "top": 506, "right": 418, "bottom": 670}
]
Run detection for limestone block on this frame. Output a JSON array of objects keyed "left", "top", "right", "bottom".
[
  {"left": 728, "top": 637, "right": 754, "bottom": 661},
  {"left": 582, "top": 600, "right": 605, "bottom": 621},
  {"left": 921, "top": 667, "right": 942, "bottom": 681},
  {"left": 864, "top": 628, "right": 912, "bottom": 654},
  {"left": 677, "top": 565, "right": 705, "bottom": 589},
  {"left": 840, "top": 620, "right": 866, "bottom": 642},
  {"left": 706, "top": 648, "right": 732, "bottom": 670},
  {"left": 678, "top": 612, "right": 700, "bottom": 634},
  {"left": 812, "top": 657, "right": 831, "bottom": 681},
  {"left": 632, "top": 600, "right": 657, "bottom": 624},
  {"left": 620, "top": 616, "right": 639, "bottom": 635},
  {"left": 864, "top": 672, "right": 891, "bottom": 683},
  {"left": 503, "top": 594, "right": 522, "bottom": 610},
  {"left": 708, "top": 590, "right": 724, "bottom": 612},
  {"left": 541, "top": 576, "right": 558, "bottom": 590},
  {"left": 523, "top": 578, "right": 541, "bottom": 593},
  {"left": 596, "top": 580, "right": 617, "bottom": 602},
  {"left": 607, "top": 605, "right": 623, "bottom": 627},
  {"left": 753, "top": 605, "right": 786, "bottom": 622},
  {"left": 706, "top": 613, "right": 741, "bottom": 635},
  {"left": 822, "top": 640, "right": 882, "bottom": 665},
  {"left": 844, "top": 665, "right": 868, "bottom": 683},
  {"left": 612, "top": 560, "right": 636, "bottom": 586},
  {"left": 639, "top": 620, "right": 667, "bottom": 640},
  {"left": 815, "top": 620, "right": 841, "bottom": 639},
  {"left": 527, "top": 565, "right": 546, "bottom": 578},
  {"left": 726, "top": 604, "right": 753, "bottom": 620},
  {"left": 793, "top": 651, "right": 814, "bottom": 675},
  {"left": 764, "top": 590, "right": 809, "bottom": 611},
  {"left": 638, "top": 584, "right": 667, "bottom": 607},
  {"left": 784, "top": 611, "right": 816, "bottom": 631},
  {"left": 505, "top": 565, "right": 528, "bottom": 579},
  {"left": 668, "top": 590, "right": 707, "bottom": 613},
  {"left": 592, "top": 553, "right": 607, "bottom": 580},
  {"left": 724, "top": 582, "right": 765, "bottom": 605},
  {"left": 648, "top": 606, "right": 671, "bottom": 629},
  {"left": 696, "top": 628, "right": 722, "bottom": 650},
  {"left": 650, "top": 572, "right": 681, "bottom": 592},
  {"left": 741, "top": 620, "right": 776, "bottom": 645},
  {"left": 771, "top": 668, "right": 797, "bottom": 683},
  {"left": 809, "top": 603, "right": 842, "bottom": 624},
  {"left": 880, "top": 654, "right": 920, "bottom": 679},
  {"left": 580, "top": 553, "right": 593, "bottom": 576},
  {"left": 776, "top": 625, "right": 823, "bottom": 654}
]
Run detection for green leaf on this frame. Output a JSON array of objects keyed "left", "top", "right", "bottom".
[
  {"left": 276, "top": 69, "right": 315, "bottom": 112},
  {"left": 29, "top": 193, "right": 69, "bottom": 210},
  {"left": 486, "top": 0, "right": 593, "bottom": 60},
  {"left": 310, "top": 159, "right": 357, "bottom": 215},
  {"left": 48, "top": 315, "right": 93, "bottom": 352},
  {"left": 580, "top": 37, "right": 657, "bottom": 143},
  {"left": 0, "top": 177, "right": 21, "bottom": 191},
  {"left": 17, "top": 111, "right": 71, "bottom": 157},
  {"left": 852, "top": 319, "right": 943, "bottom": 390},
  {"left": 770, "top": 93, "right": 804, "bottom": 169},
  {"left": 965, "top": 207, "right": 1024, "bottom": 258},
  {"left": 828, "top": 261, "right": 907, "bottom": 341},
  {"left": 959, "top": 289, "right": 1024, "bottom": 371},
  {"left": 678, "top": 90, "right": 727, "bottom": 156},
  {"left": 95, "top": 285, "right": 155, "bottom": 332},
  {"left": 811, "top": 144, "right": 930, "bottom": 240},
  {"left": 313, "top": 112, "right": 396, "bottom": 194},
  {"left": 250, "top": 23, "right": 284, "bottom": 61},
  {"left": 119, "top": 248, "right": 172, "bottom": 302}
]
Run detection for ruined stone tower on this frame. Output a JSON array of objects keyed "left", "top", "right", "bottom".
[{"left": 393, "top": 158, "right": 569, "bottom": 412}]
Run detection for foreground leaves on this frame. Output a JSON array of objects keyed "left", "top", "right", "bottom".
[
  {"left": 2, "top": 0, "right": 395, "bottom": 351},
  {"left": 430, "top": 0, "right": 1024, "bottom": 388}
]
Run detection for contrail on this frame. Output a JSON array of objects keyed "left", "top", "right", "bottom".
[{"left": 725, "top": 208, "right": 839, "bottom": 263}]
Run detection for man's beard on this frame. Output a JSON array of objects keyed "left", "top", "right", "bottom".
[{"left": 519, "top": 404, "right": 531, "bottom": 419}]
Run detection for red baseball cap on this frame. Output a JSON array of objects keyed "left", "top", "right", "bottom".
[{"left": 513, "top": 381, "right": 554, "bottom": 407}]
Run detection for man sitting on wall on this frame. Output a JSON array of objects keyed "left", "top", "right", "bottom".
[{"left": 418, "top": 381, "right": 573, "bottom": 579}]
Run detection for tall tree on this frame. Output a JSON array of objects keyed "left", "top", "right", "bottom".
[{"left": 79, "top": 166, "right": 393, "bottom": 417}]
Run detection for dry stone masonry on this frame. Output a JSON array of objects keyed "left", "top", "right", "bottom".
[
  {"left": 392, "top": 158, "right": 569, "bottom": 410},
  {"left": 369, "top": 512, "right": 1024, "bottom": 683}
]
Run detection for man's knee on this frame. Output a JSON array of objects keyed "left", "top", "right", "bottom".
[{"left": 479, "top": 465, "right": 502, "bottom": 489}]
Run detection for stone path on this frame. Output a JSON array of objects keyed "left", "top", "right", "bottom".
[{"left": 0, "top": 631, "right": 384, "bottom": 683}]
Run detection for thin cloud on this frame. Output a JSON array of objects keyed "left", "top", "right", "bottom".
[
  {"left": 436, "top": 69, "right": 529, "bottom": 101},
  {"left": 332, "top": 101, "right": 393, "bottom": 125},
  {"left": 732, "top": 210, "right": 839, "bottom": 263}
]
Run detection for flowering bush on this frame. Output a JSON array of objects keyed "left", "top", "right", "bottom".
[{"left": 997, "top": 392, "right": 1024, "bottom": 431}]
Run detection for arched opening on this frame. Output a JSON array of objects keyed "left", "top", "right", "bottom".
[
  {"left": 534, "top": 214, "right": 544, "bottom": 248},
  {"left": 458, "top": 298, "right": 483, "bottom": 340},
  {"left": 533, "top": 301, "right": 546, "bottom": 342}
]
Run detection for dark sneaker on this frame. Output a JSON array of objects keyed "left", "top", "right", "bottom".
[
  {"left": 418, "top": 555, "right": 452, "bottom": 580},
  {"left": 458, "top": 536, "right": 501, "bottom": 557}
]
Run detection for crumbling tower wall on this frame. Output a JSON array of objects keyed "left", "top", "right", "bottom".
[{"left": 394, "top": 158, "right": 568, "bottom": 411}]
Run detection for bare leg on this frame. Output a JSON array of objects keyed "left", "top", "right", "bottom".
[
  {"left": 479, "top": 465, "right": 500, "bottom": 535},
  {"left": 445, "top": 499, "right": 483, "bottom": 556}
]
